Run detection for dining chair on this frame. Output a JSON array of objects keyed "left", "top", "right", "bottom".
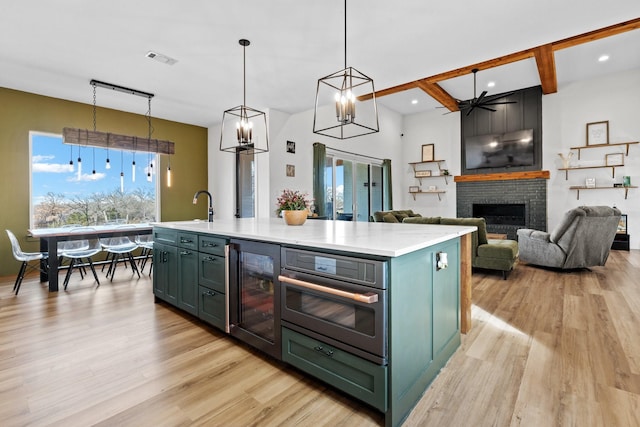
[
  {"left": 135, "top": 234, "right": 154, "bottom": 275},
  {"left": 100, "top": 226, "right": 140, "bottom": 281},
  {"left": 58, "top": 227, "right": 102, "bottom": 290},
  {"left": 5, "top": 229, "right": 48, "bottom": 295}
]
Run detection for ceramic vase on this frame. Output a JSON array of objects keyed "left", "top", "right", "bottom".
[{"left": 282, "top": 210, "right": 308, "bottom": 226}]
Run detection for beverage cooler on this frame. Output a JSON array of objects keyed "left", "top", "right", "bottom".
[{"left": 228, "top": 239, "right": 281, "bottom": 359}]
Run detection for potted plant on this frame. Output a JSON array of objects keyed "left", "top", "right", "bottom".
[{"left": 276, "top": 189, "right": 312, "bottom": 225}]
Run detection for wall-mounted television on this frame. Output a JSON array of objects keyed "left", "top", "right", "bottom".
[{"left": 465, "top": 129, "right": 534, "bottom": 170}]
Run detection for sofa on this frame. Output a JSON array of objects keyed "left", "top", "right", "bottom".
[
  {"left": 372, "top": 210, "right": 519, "bottom": 279},
  {"left": 517, "top": 205, "right": 620, "bottom": 269}
]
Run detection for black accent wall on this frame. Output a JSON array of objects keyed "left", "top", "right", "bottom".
[{"left": 461, "top": 85, "right": 543, "bottom": 175}]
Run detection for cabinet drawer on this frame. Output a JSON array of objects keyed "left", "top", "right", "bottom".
[
  {"left": 281, "top": 327, "right": 387, "bottom": 412},
  {"left": 198, "top": 235, "right": 227, "bottom": 256},
  {"left": 153, "top": 228, "right": 177, "bottom": 246},
  {"left": 177, "top": 232, "right": 198, "bottom": 250},
  {"left": 199, "top": 253, "right": 226, "bottom": 292},
  {"left": 198, "top": 286, "right": 227, "bottom": 331}
]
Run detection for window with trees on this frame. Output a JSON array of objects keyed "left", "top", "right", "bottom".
[{"left": 30, "top": 131, "right": 158, "bottom": 229}]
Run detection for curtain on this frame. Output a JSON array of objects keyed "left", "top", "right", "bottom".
[
  {"left": 312, "top": 142, "right": 326, "bottom": 217},
  {"left": 382, "top": 159, "right": 392, "bottom": 210}
]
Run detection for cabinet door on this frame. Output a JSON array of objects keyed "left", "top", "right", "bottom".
[
  {"left": 177, "top": 247, "right": 198, "bottom": 315},
  {"left": 199, "top": 286, "right": 227, "bottom": 331},
  {"left": 199, "top": 253, "right": 226, "bottom": 293},
  {"left": 153, "top": 242, "right": 178, "bottom": 306}
]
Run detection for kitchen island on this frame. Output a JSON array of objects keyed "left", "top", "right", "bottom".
[{"left": 152, "top": 218, "right": 475, "bottom": 427}]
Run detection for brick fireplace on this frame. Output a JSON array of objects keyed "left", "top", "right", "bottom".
[{"left": 455, "top": 171, "right": 549, "bottom": 240}]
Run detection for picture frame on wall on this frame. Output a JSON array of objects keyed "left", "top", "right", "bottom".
[
  {"left": 421, "top": 144, "right": 434, "bottom": 162},
  {"left": 286, "top": 164, "right": 295, "bottom": 177},
  {"left": 586, "top": 120, "right": 609, "bottom": 146},
  {"left": 585, "top": 177, "right": 596, "bottom": 188},
  {"left": 415, "top": 170, "right": 432, "bottom": 177},
  {"left": 286, "top": 140, "right": 296, "bottom": 154},
  {"left": 605, "top": 153, "right": 624, "bottom": 166},
  {"left": 409, "top": 186, "right": 420, "bottom": 193}
]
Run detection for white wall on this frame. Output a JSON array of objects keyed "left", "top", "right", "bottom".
[
  {"left": 400, "top": 110, "right": 461, "bottom": 218},
  {"left": 543, "top": 68, "right": 640, "bottom": 249},
  {"left": 209, "top": 68, "right": 639, "bottom": 249}
]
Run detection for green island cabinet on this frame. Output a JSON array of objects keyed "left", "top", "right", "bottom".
[
  {"left": 152, "top": 224, "right": 462, "bottom": 427},
  {"left": 152, "top": 227, "right": 229, "bottom": 331}
]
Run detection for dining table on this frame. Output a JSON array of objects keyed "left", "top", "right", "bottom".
[{"left": 28, "top": 223, "right": 153, "bottom": 292}]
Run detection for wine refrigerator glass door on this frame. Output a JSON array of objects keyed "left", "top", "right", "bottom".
[{"left": 229, "top": 239, "right": 281, "bottom": 359}]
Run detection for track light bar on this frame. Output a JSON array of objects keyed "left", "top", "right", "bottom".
[{"left": 90, "top": 79, "right": 154, "bottom": 99}]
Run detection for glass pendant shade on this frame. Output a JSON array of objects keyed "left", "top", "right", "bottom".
[{"left": 314, "top": 66, "right": 379, "bottom": 139}]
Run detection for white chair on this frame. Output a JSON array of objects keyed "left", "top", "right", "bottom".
[
  {"left": 6, "top": 229, "right": 48, "bottom": 295},
  {"left": 58, "top": 227, "right": 102, "bottom": 290},
  {"left": 100, "top": 227, "right": 140, "bottom": 281},
  {"left": 135, "top": 234, "right": 154, "bottom": 275}
]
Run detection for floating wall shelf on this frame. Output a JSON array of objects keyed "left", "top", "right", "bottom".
[
  {"left": 569, "top": 185, "right": 636, "bottom": 200},
  {"left": 570, "top": 141, "right": 638, "bottom": 159}
]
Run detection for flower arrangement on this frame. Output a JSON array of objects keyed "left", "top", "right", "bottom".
[{"left": 276, "top": 189, "right": 312, "bottom": 214}]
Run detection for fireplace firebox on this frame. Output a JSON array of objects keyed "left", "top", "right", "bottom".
[{"left": 473, "top": 203, "right": 526, "bottom": 226}]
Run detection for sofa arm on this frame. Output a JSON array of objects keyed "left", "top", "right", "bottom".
[
  {"left": 517, "top": 228, "right": 565, "bottom": 268},
  {"left": 517, "top": 228, "right": 551, "bottom": 242}
]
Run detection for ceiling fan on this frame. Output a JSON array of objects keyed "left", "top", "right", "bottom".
[{"left": 456, "top": 68, "right": 517, "bottom": 116}]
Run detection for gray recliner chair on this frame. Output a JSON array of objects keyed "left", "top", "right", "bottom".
[{"left": 517, "top": 206, "right": 621, "bottom": 269}]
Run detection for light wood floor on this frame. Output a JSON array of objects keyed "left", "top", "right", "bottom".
[{"left": 1, "top": 250, "right": 639, "bottom": 427}]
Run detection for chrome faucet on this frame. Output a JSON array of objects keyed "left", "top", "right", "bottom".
[{"left": 193, "top": 190, "right": 214, "bottom": 222}]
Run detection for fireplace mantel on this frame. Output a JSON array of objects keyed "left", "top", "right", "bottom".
[{"left": 454, "top": 170, "right": 550, "bottom": 182}]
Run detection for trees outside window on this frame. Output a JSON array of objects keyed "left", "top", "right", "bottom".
[{"left": 30, "top": 132, "right": 158, "bottom": 228}]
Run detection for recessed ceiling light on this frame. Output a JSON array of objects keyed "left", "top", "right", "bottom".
[
  {"left": 487, "top": 81, "right": 496, "bottom": 88},
  {"left": 598, "top": 54, "right": 610, "bottom": 62},
  {"left": 146, "top": 51, "right": 178, "bottom": 65},
  {"left": 411, "top": 99, "right": 418, "bottom": 105}
]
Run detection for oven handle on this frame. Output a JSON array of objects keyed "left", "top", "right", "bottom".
[{"left": 278, "top": 275, "right": 378, "bottom": 304}]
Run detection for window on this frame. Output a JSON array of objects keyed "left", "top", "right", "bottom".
[{"left": 30, "top": 131, "right": 158, "bottom": 229}]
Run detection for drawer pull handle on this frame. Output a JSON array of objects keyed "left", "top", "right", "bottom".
[
  {"left": 203, "top": 242, "right": 218, "bottom": 247},
  {"left": 180, "top": 250, "right": 192, "bottom": 256},
  {"left": 314, "top": 345, "right": 334, "bottom": 357},
  {"left": 180, "top": 238, "right": 194, "bottom": 244},
  {"left": 203, "top": 256, "right": 217, "bottom": 262},
  {"left": 278, "top": 275, "right": 378, "bottom": 304},
  {"left": 203, "top": 290, "right": 216, "bottom": 297}
]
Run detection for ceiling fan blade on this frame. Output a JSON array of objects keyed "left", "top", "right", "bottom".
[
  {"left": 478, "top": 105, "right": 497, "bottom": 112},
  {"left": 483, "top": 91, "right": 515, "bottom": 102},
  {"left": 465, "top": 105, "right": 478, "bottom": 116},
  {"left": 475, "top": 91, "right": 488, "bottom": 105}
]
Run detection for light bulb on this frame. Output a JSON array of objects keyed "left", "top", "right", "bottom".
[
  {"left": 132, "top": 161, "right": 136, "bottom": 182},
  {"left": 105, "top": 158, "right": 111, "bottom": 169},
  {"left": 120, "top": 172, "right": 124, "bottom": 193},
  {"left": 167, "top": 166, "right": 172, "bottom": 187}
]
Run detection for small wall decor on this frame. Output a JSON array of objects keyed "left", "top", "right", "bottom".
[
  {"left": 585, "top": 177, "right": 596, "bottom": 188},
  {"left": 415, "top": 170, "right": 432, "bottom": 177},
  {"left": 409, "top": 186, "right": 420, "bottom": 192},
  {"left": 286, "top": 164, "right": 295, "bottom": 177},
  {"left": 428, "top": 185, "right": 437, "bottom": 191},
  {"left": 421, "top": 144, "right": 434, "bottom": 162},
  {"left": 605, "top": 153, "right": 624, "bottom": 166},
  {"left": 286, "top": 140, "right": 296, "bottom": 153},
  {"left": 623, "top": 176, "right": 631, "bottom": 187},
  {"left": 586, "top": 120, "right": 609, "bottom": 146}
]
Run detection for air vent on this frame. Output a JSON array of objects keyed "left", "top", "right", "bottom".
[{"left": 145, "top": 51, "right": 178, "bottom": 66}]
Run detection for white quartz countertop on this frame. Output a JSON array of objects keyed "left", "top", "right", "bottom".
[{"left": 153, "top": 218, "right": 476, "bottom": 258}]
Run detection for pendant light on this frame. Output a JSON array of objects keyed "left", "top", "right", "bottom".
[
  {"left": 69, "top": 145, "right": 74, "bottom": 172},
  {"left": 167, "top": 155, "right": 172, "bottom": 187},
  {"left": 91, "top": 83, "right": 97, "bottom": 178},
  {"left": 105, "top": 133, "right": 111, "bottom": 169},
  {"left": 120, "top": 150, "right": 125, "bottom": 193},
  {"left": 219, "top": 39, "right": 269, "bottom": 155},
  {"left": 313, "top": 0, "right": 379, "bottom": 139},
  {"left": 132, "top": 138, "right": 136, "bottom": 183},
  {"left": 146, "top": 98, "right": 153, "bottom": 182}
]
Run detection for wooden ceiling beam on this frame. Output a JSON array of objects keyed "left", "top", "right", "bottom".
[
  {"left": 361, "top": 18, "right": 640, "bottom": 104},
  {"left": 415, "top": 81, "right": 459, "bottom": 112},
  {"left": 533, "top": 44, "right": 557, "bottom": 94}
]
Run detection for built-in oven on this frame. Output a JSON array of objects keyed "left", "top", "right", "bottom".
[{"left": 279, "top": 247, "right": 387, "bottom": 364}]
